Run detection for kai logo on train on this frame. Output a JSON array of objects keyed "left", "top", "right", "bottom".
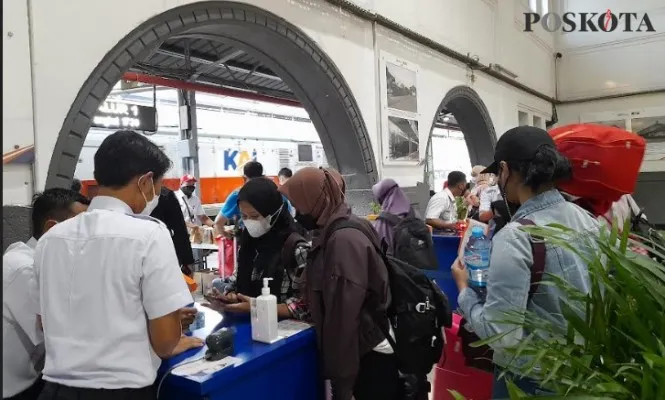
[{"left": 224, "top": 149, "right": 258, "bottom": 171}]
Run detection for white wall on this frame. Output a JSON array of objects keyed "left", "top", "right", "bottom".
[
  {"left": 555, "top": 0, "right": 665, "bottom": 100},
  {"left": 376, "top": 24, "right": 552, "bottom": 185},
  {"left": 348, "top": 0, "right": 556, "bottom": 97},
  {"left": 2, "top": 165, "right": 34, "bottom": 206},
  {"left": 14, "top": 0, "right": 554, "bottom": 191},
  {"left": 557, "top": 93, "right": 665, "bottom": 172},
  {"left": 3, "top": 0, "right": 35, "bottom": 154}
]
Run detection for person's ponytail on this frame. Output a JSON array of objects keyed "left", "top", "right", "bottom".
[{"left": 515, "top": 145, "right": 572, "bottom": 192}]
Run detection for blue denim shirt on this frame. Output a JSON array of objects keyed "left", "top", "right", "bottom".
[{"left": 458, "top": 189, "right": 600, "bottom": 369}]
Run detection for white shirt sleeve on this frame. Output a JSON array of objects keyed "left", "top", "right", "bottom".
[
  {"left": 479, "top": 186, "right": 497, "bottom": 212},
  {"left": 193, "top": 197, "right": 205, "bottom": 217},
  {"left": 141, "top": 225, "right": 193, "bottom": 320},
  {"left": 6, "top": 266, "right": 42, "bottom": 345},
  {"left": 425, "top": 194, "right": 448, "bottom": 220}
]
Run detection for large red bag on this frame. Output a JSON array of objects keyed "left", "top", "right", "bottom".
[
  {"left": 433, "top": 313, "right": 493, "bottom": 400},
  {"left": 216, "top": 236, "right": 236, "bottom": 279},
  {"left": 549, "top": 124, "right": 646, "bottom": 202}
]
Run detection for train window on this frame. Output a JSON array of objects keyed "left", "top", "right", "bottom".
[{"left": 297, "top": 144, "right": 314, "bottom": 162}]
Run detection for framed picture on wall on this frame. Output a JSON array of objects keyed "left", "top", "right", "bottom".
[
  {"left": 387, "top": 116, "right": 419, "bottom": 161},
  {"left": 379, "top": 52, "right": 420, "bottom": 165},
  {"left": 632, "top": 115, "right": 665, "bottom": 162},
  {"left": 581, "top": 107, "right": 665, "bottom": 164}
]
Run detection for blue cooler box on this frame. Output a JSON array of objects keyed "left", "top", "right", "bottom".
[{"left": 427, "top": 234, "right": 461, "bottom": 310}]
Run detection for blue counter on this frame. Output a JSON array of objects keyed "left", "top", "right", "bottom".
[
  {"left": 427, "top": 233, "right": 461, "bottom": 309},
  {"left": 158, "top": 306, "right": 321, "bottom": 400}
]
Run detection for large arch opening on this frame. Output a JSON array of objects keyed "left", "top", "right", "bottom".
[
  {"left": 45, "top": 1, "right": 377, "bottom": 191},
  {"left": 425, "top": 85, "right": 497, "bottom": 190}
]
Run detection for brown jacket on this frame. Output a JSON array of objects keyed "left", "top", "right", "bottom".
[{"left": 307, "top": 204, "right": 391, "bottom": 400}]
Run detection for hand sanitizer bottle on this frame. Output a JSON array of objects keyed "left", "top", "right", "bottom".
[{"left": 251, "top": 278, "right": 279, "bottom": 343}]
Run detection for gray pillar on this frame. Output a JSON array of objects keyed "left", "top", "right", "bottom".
[{"left": 176, "top": 89, "right": 201, "bottom": 198}]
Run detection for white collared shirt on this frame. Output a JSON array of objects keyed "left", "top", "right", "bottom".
[
  {"left": 3, "top": 238, "right": 42, "bottom": 397},
  {"left": 479, "top": 185, "right": 503, "bottom": 212},
  {"left": 425, "top": 188, "right": 458, "bottom": 222},
  {"left": 33, "top": 196, "right": 192, "bottom": 389},
  {"left": 175, "top": 189, "right": 205, "bottom": 225}
]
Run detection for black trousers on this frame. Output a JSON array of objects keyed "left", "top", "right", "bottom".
[
  {"left": 4, "top": 378, "right": 44, "bottom": 400},
  {"left": 37, "top": 382, "right": 154, "bottom": 400},
  {"left": 353, "top": 351, "right": 400, "bottom": 400}
]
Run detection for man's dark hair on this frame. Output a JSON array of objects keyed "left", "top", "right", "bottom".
[
  {"left": 93, "top": 130, "right": 172, "bottom": 188},
  {"left": 278, "top": 167, "right": 293, "bottom": 179},
  {"left": 71, "top": 178, "right": 82, "bottom": 193},
  {"left": 243, "top": 161, "right": 264, "bottom": 179},
  {"left": 447, "top": 171, "right": 467, "bottom": 187},
  {"left": 31, "top": 188, "right": 90, "bottom": 239}
]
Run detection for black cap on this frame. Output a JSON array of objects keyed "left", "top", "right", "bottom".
[{"left": 482, "top": 126, "right": 556, "bottom": 174}]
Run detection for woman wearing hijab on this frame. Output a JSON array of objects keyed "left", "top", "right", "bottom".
[
  {"left": 279, "top": 167, "right": 399, "bottom": 400},
  {"left": 204, "top": 178, "right": 309, "bottom": 321},
  {"left": 372, "top": 178, "right": 412, "bottom": 249}
]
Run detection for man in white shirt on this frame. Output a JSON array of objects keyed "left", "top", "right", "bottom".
[
  {"left": 3, "top": 189, "right": 89, "bottom": 400},
  {"left": 175, "top": 175, "right": 214, "bottom": 229},
  {"left": 425, "top": 171, "right": 467, "bottom": 230},
  {"left": 33, "top": 130, "right": 196, "bottom": 400}
]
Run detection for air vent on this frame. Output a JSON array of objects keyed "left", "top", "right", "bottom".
[{"left": 297, "top": 144, "right": 313, "bottom": 162}]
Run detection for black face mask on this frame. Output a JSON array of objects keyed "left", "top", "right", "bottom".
[
  {"left": 181, "top": 186, "right": 195, "bottom": 198},
  {"left": 295, "top": 212, "right": 319, "bottom": 232}
]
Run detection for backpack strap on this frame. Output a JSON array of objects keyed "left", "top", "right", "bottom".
[
  {"left": 281, "top": 232, "right": 307, "bottom": 271},
  {"left": 377, "top": 211, "right": 402, "bottom": 226},
  {"left": 180, "top": 194, "right": 196, "bottom": 222},
  {"left": 516, "top": 219, "right": 546, "bottom": 300}
]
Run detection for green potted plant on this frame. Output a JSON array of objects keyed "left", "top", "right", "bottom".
[
  {"left": 458, "top": 221, "right": 665, "bottom": 399},
  {"left": 455, "top": 196, "right": 468, "bottom": 221},
  {"left": 367, "top": 201, "right": 382, "bottom": 221}
]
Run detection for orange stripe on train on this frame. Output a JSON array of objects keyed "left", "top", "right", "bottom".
[{"left": 80, "top": 176, "right": 280, "bottom": 205}]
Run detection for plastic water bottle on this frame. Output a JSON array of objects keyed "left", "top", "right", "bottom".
[{"left": 464, "top": 226, "right": 491, "bottom": 298}]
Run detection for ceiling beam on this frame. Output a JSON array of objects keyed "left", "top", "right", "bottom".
[
  {"left": 189, "top": 49, "right": 245, "bottom": 81},
  {"left": 156, "top": 45, "right": 283, "bottom": 82}
]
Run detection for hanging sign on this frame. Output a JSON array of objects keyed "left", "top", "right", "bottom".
[{"left": 92, "top": 101, "right": 157, "bottom": 132}]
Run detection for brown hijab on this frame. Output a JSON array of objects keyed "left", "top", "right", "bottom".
[{"left": 279, "top": 167, "right": 345, "bottom": 226}]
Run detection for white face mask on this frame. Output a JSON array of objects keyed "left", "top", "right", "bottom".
[
  {"left": 243, "top": 205, "right": 282, "bottom": 238},
  {"left": 138, "top": 175, "right": 159, "bottom": 216}
]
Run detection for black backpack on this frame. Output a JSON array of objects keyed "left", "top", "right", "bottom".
[
  {"left": 378, "top": 210, "right": 439, "bottom": 271},
  {"left": 324, "top": 218, "right": 453, "bottom": 376}
]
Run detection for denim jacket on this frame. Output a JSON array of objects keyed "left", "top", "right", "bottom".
[{"left": 458, "top": 189, "right": 600, "bottom": 369}]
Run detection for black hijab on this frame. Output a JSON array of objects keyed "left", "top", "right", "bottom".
[{"left": 236, "top": 178, "right": 298, "bottom": 298}]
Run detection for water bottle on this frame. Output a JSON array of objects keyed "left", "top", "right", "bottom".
[{"left": 464, "top": 226, "right": 491, "bottom": 298}]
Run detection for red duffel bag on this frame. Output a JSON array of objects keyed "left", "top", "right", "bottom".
[{"left": 549, "top": 124, "right": 646, "bottom": 202}]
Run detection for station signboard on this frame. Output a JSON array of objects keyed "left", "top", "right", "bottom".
[{"left": 91, "top": 101, "right": 157, "bottom": 132}]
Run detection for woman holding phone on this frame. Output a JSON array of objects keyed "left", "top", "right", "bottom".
[{"left": 203, "top": 178, "right": 310, "bottom": 321}]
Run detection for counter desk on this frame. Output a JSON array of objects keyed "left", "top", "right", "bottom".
[
  {"left": 157, "top": 305, "right": 321, "bottom": 400},
  {"left": 427, "top": 233, "right": 461, "bottom": 309}
]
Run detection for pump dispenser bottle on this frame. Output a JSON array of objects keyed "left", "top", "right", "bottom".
[{"left": 251, "top": 278, "right": 279, "bottom": 343}]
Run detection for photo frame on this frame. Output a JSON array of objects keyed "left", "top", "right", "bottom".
[{"left": 379, "top": 53, "right": 421, "bottom": 165}]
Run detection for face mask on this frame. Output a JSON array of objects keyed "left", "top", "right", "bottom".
[
  {"left": 296, "top": 212, "right": 319, "bottom": 231},
  {"left": 181, "top": 186, "right": 195, "bottom": 198},
  {"left": 138, "top": 176, "right": 159, "bottom": 216},
  {"left": 243, "top": 205, "right": 282, "bottom": 238}
]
